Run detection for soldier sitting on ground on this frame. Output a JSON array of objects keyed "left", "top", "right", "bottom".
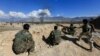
[
  {"left": 43, "top": 26, "right": 62, "bottom": 46},
  {"left": 12, "top": 24, "right": 35, "bottom": 56},
  {"left": 58, "top": 23, "right": 76, "bottom": 36},
  {"left": 77, "top": 19, "right": 95, "bottom": 51},
  {"left": 67, "top": 23, "right": 76, "bottom": 35}
]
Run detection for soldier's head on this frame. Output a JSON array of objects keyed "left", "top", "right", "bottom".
[
  {"left": 83, "top": 19, "right": 88, "bottom": 24},
  {"left": 23, "top": 24, "right": 30, "bottom": 30},
  {"left": 54, "top": 26, "right": 58, "bottom": 30},
  {"left": 70, "top": 23, "right": 73, "bottom": 26}
]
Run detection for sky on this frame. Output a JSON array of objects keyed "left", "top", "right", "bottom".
[{"left": 0, "top": 0, "right": 100, "bottom": 18}]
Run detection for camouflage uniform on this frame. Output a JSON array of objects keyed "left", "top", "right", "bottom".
[
  {"left": 67, "top": 26, "right": 76, "bottom": 35},
  {"left": 61, "top": 24, "right": 76, "bottom": 35},
  {"left": 78, "top": 24, "right": 94, "bottom": 50},
  {"left": 12, "top": 30, "right": 35, "bottom": 55},
  {"left": 51, "top": 30, "right": 62, "bottom": 45}
]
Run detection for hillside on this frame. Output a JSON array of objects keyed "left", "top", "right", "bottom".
[{"left": 0, "top": 24, "right": 100, "bottom": 56}]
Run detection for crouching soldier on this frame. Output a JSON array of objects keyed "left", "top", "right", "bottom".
[
  {"left": 78, "top": 19, "right": 95, "bottom": 51},
  {"left": 12, "top": 24, "right": 35, "bottom": 56}
]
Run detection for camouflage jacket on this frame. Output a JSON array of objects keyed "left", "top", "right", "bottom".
[
  {"left": 51, "top": 30, "right": 61, "bottom": 43},
  {"left": 13, "top": 30, "right": 34, "bottom": 54},
  {"left": 82, "top": 24, "right": 93, "bottom": 33},
  {"left": 14, "top": 30, "right": 34, "bottom": 43}
]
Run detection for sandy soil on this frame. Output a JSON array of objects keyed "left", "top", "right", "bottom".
[{"left": 0, "top": 23, "right": 100, "bottom": 56}]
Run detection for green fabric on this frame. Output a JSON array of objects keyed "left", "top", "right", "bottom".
[
  {"left": 12, "top": 30, "right": 34, "bottom": 54},
  {"left": 82, "top": 24, "right": 92, "bottom": 33},
  {"left": 67, "top": 26, "right": 76, "bottom": 35},
  {"left": 52, "top": 30, "right": 61, "bottom": 44}
]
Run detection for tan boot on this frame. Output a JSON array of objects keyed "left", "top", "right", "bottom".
[{"left": 28, "top": 51, "right": 37, "bottom": 56}]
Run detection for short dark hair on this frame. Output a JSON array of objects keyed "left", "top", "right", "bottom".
[
  {"left": 54, "top": 26, "right": 58, "bottom": 30},
  {"left": 70, "top": 23, "right": 73, "bottom": 26},
  {"left": 83, "top": 19, "right": 88, "bottom": 24},
  {"left": 23, "top": 24, "right": 30, "bottom": 30}
]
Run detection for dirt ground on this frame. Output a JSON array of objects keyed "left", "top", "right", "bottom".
[{"left": 0, "top": 23, "right": 100, "bottom": 56}]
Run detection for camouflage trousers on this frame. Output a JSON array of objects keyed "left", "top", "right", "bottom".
[
  {"left": 78, "top": 32, "right": 93, "bottom": 50},
  {"left": 67, "top": 31, "right": 75, "bottom": 36},
  {"left": 12, "top": 41, "right": 35, "bottom": 55}
]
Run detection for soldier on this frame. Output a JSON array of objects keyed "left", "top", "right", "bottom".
[
  {"left": 67, "top": 24, "right": 76, "bottom": 35},
  {"left": 12, "top": 24, "right": 35, "bottom": 56},
  {"left": 78, "top": 19, "right": 95, "bottom": 51},
  {"left": 58, "top": 23, "right": 76, "bottom": 35},
  {"left": 43, "top": 26, "right": 62, "bottom": 46},
  {"left": 51, "top": 26, "right": 62, "bottom": 45}
]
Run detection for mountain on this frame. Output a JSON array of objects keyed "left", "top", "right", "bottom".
[
  {"left": 0, "top": 16, "right": 97, "bottom": 23},
  {"left": 91, "top": 16, "right": 100, "bottom": 29}
]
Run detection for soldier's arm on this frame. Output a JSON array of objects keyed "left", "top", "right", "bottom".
[
  {"left": 50, "top": 31, "right": 54, "bottom": 38},
  {"left": 91, "top": 24, "right": 95, "bottom": 32},
  {"left": 60, "top": 31, "right": 64, "bottom": 36}
]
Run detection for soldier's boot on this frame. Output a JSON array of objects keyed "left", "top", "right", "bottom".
[
  {"left": 28, "top": 51, "right": 37, "bottom": 56},
  {"left": 28, "top": 49, "right": 36, "bottom": 56},
  {"left": 28, "top": 46, "right": 35, "bottom": 56}
]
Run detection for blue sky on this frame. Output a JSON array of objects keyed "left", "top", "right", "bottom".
[{"left": 0, "top": 0, "right": 100, "bottom": 17}]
